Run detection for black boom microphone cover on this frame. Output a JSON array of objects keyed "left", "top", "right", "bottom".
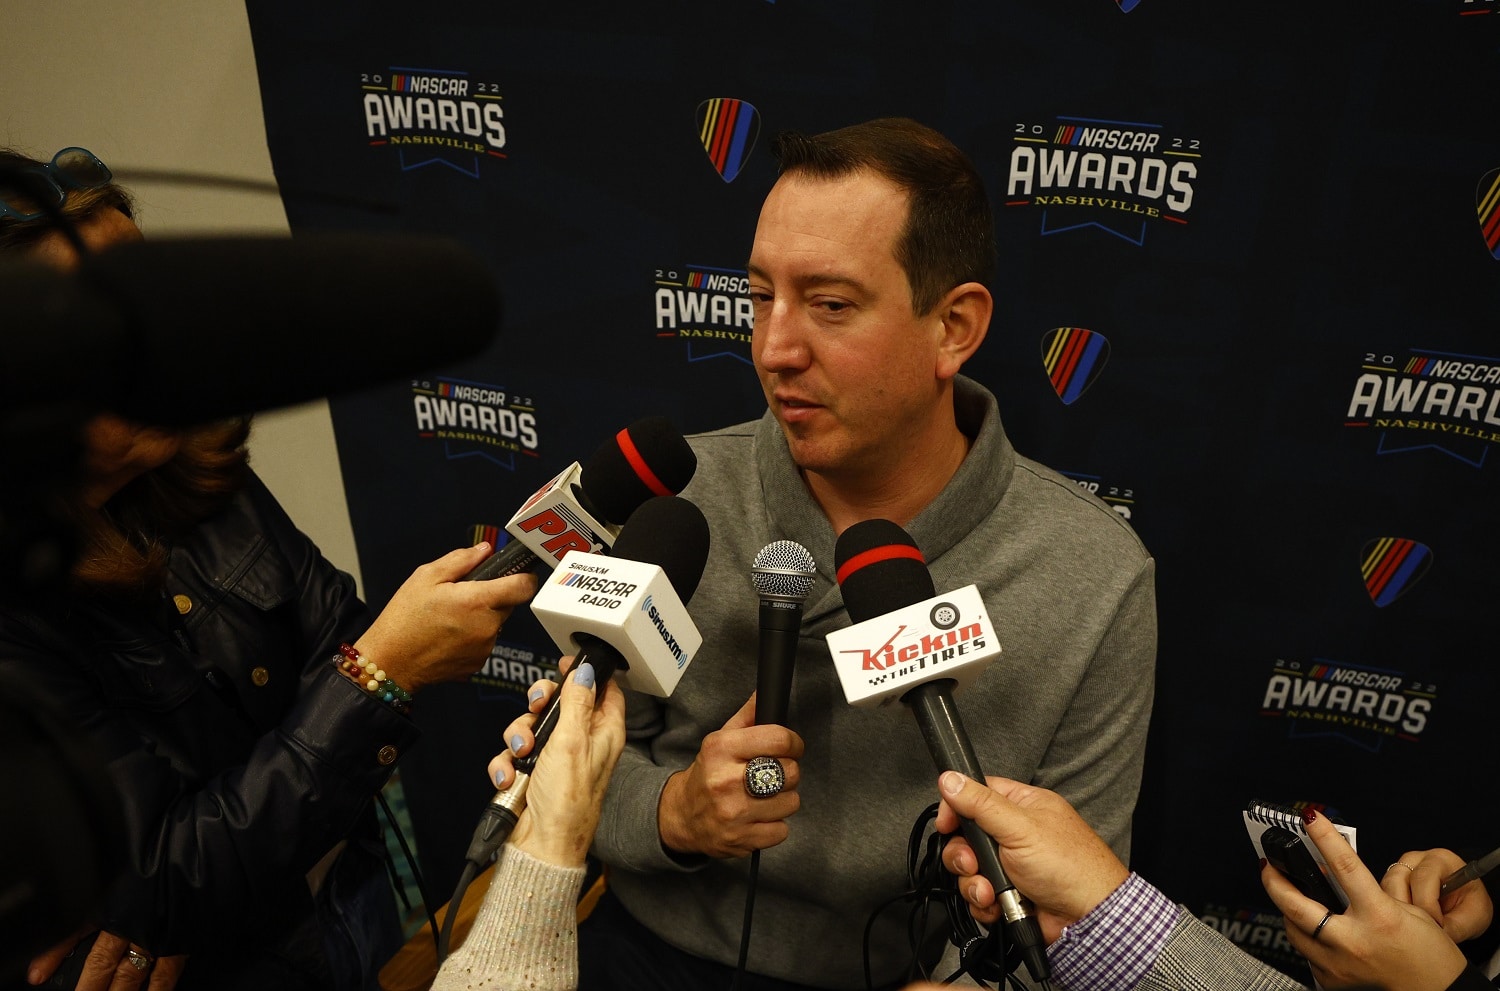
[{"left": 72, "top": 232, "right": 503, "bottom": 423}]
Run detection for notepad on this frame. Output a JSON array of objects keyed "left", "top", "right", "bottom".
[{"left": 1244, "top": 799, "right": 1358, "bottom": 905}]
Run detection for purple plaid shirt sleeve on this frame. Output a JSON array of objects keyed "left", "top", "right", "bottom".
[{"left": 1048, "top": 872, "right": 1178, "bottom": 991}]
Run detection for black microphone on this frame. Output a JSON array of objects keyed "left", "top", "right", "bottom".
[
  {"left": 461, "top": 495, "right": 710, "bottom": 866},
  {"left": 734, "top": 540, "right": 815, "bottom": 982},
  {"left": 1, "top": 232, "right": 503, "bottom": 423},
  {"left": 461, "top": 417, "right": 697, "bottom": 581},
  {"left": 749, "top": 541, "right": 815, "bottom": 726},
  {"left": 833, "top": 519, "right": 1050, "bottom": 985}
]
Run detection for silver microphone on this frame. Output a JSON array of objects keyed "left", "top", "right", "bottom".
[{"left": 751, "top": 540, "right": 815, "bottom": 726}]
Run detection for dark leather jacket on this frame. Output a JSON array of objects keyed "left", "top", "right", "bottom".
[{"left": 0, "top": 473, "right": 419, "bottom": 985}]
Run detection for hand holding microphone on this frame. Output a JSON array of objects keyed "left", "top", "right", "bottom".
[
  {"left": 462, "top": 495, "right": 710, "bottom": 868},
  {"left": 934, "top": 772, "right": 1130, "bottom": 944},
  {"left": 489, "top": 656, "right": 627, "bottom": 869},
  {"left": 830, "top": 519, "right": 1050, "bottom": 984},
  {"left": 350, "top": 542, "right": 539, "bottom": 695},
  {"left": 440, "top": 495, "right": 709, "bottom": 964},
  {"left": 359, "top": 413, "right": 692, "bottom": 714}
]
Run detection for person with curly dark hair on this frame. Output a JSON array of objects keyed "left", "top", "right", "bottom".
[{"left": 0, "top": 146, "right": 536, "bottom": 991}]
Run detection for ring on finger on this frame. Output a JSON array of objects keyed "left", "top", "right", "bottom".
[
  {"left": 125, "top": 949, "right": 154, "bottom": 972},
  {"left": 1311, "top": 910, "right": 1333, "bottom": 940},
  {"left": 1387, "top": 861, "right": 1415, "bottom": 873},
  {"left": 744, "top": 756, "right": 786, "bottom": 798}
]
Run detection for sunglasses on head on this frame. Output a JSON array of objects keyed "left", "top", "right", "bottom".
[{"left": 0, "top": 147, "right": 113, "bottom": 221}]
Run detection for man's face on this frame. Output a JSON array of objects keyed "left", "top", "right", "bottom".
[{"left": 748, "top": 170, "right": 947, "bottom": 479}]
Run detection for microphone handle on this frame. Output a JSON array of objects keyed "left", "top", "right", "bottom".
[
  {"left": 903, "top": 681, "right": 1051, "bottom": 984},
  {"left": 461, "top": 637, "right": 622, "bottom": 868},
  {"left": 754, "top": 600, "right": 802, "bottom": 726},
  {"left": 512, "top": 633, "right": 621, "bottom": 775},
  {"left": 462, "top": 537, "right": 541, "bottom": 581}
]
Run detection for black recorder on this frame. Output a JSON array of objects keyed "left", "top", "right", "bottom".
[{"left": 1261, "top": 825, "right": 1348, "bottom": 912}]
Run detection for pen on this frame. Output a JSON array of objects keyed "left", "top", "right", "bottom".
[{"left": 1440, "top": 844, "right": 1500, "bottom": 897}]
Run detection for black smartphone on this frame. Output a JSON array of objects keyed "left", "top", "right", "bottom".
[{"left": 1261, "top": 825, "right": 1347, "bottom": 912}]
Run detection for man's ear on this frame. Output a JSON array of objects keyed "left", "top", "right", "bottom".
[{"left": 934, "top": 282, "right": 992, "bottom": 380}]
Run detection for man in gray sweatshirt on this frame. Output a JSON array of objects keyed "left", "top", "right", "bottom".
[{"left": 583, "top": 117, "right": 1158, "bottom": 991}]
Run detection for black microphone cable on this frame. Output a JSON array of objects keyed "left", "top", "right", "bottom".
[{"left": 861, "top": 803, "right": 1051, "bottom": 991}]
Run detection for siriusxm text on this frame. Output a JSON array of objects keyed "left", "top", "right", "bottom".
[{"left": 642, "top": 595, "right": 688, "bottom": 667}]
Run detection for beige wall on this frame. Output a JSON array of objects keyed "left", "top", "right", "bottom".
[{"left": 3, "top": 0, "right": 362, "bottom": 591}]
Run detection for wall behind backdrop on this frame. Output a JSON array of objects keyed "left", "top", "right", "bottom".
[{"left": 246, "top": 0, "right": 1500, "bottom": 976}]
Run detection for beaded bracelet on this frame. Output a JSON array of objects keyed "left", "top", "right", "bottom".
[{"left": 334, "top": 643, "right": 413, "bottom": 715}]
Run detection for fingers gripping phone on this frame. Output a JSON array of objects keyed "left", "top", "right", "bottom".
[{"left": 1262, "top": 825, "right": 1348, "bottom": 912}]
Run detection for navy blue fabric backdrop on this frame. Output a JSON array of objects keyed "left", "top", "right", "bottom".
[{"left": 247, "top": 0, "right": 1500, "bottom": 975}]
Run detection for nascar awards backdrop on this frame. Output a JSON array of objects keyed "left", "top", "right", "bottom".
[{"left": 246, "top": 0, "right": 1500, "bottom": 975}]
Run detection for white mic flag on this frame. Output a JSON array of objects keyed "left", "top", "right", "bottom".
[
  {"left": 825, "top": 584, "right": 1001, "bottom": 708},
  {"left": 531, "top": 549, "right": 703, "bottom": 698}
]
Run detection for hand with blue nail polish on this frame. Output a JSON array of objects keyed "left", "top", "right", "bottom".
[
  {"left": 484, "top": 655, "right": 626, "bottom": 868},
  {"left": 488, "top": 661, "right": 566, "bottom": 792}
]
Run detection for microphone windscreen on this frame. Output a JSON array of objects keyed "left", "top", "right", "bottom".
[
  {"left": 751, "top": 540, "right": 815, "bottom": 601},
  {"left": 610, "top": 495, "right": 709, "bottom": 602},
  {"left": 834, "top": 519, "right": 935, "bottom": 623},
  {"left": 73, "top": 232, "right": 501, "bottom": 424},
  {"left": 581, "top": 417, "right": 697, "bottom": 524}
]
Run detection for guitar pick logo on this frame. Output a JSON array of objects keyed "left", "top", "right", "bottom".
[
  {"left": 1042, "top": 327, "right": 1110, "bottom": 404},
  {"left": 1361, "top": 537, "right": 1432, "bottom": 607},
  {"left": 1114, "top": 0, "right": 1143, "bottom": 10},
  {"left": 697, "top": 98, "right": 760, "bottom": 183},
  {"left": 1478, "top": 167, "right": 1500, "bottom": 260},
  {"left": 468, "top": 523, "right": 503, "bottom": 549}
]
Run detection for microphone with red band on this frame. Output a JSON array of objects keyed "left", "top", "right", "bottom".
[
  {"left": 613, "top": 425, "right": 675, "bottom": 507},
  {"left": 831, "top": 519, "right": 1050, "bottom": 985},
  {"left": 462, "top": 416, "right": 696, "bottom": 581},
  {"left": 833, "top": 541, "right": 924, "bottom": 586}
]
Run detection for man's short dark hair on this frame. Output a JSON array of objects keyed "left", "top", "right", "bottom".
[{"left": 771, "top": 118, "right": 995, "bottom": 315}]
